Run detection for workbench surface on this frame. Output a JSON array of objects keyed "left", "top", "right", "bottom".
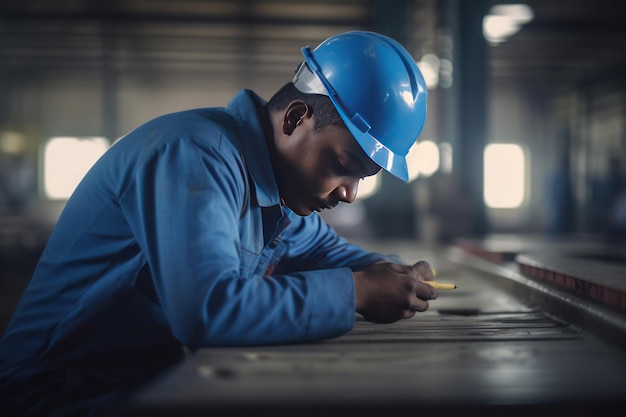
[{"left": 130, "top": 238, "right": 626, "bottom": 417}]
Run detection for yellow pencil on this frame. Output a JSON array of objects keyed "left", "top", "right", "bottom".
[{"left": 423, "top": 281, "right": 457, "bottom": 290}]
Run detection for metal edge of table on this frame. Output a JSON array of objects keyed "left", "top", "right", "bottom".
[{"left": 447, "top": 246, "right": 626, "bottom": 350}]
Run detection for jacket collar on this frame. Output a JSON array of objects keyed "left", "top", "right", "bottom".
[{"left": 228, "top": 89, "right": 282, "bottom": 208}]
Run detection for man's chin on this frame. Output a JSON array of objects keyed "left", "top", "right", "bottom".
[
  {"left": 292, "top": 207, "right": 315, "bottom": 217},
  {"left": 284, "top": 201, "right": 315, "bottom": 217}
]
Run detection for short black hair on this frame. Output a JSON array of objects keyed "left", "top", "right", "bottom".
[{"left": 267, "top": 82, "right": 347, "bottom": 133}]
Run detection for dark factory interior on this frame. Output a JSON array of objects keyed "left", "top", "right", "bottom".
[{"left": 1, "top": 1, "right": 626, "bottom": 416}]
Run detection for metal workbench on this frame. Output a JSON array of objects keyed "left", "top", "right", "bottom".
[{"left": 129, "top": 236, "right": 626, "bottom": 417}]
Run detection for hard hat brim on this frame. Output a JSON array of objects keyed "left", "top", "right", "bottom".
[{"left": 348, "top": 131, "right": 410, "bottom": 182}]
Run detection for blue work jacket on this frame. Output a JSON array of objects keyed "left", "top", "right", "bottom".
[{"left": 0, "top": 90, "right": 388, "bottom": 415}]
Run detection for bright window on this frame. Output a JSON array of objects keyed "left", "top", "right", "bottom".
[
  {"left": 407, "top": 140, "right": 440, "bottom": 182},
  {"left": 356, "top": 171, "right": 381, "bottom": 200},
  {"left": 43, "top": 136, "right": 109, "bottom": 200},
  {"left": 484, "top": 143, "right": 525, "bottom": 208}
]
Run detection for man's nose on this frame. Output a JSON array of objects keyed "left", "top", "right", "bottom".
[{"left": 334, "top": 178, "right": 359, "bottom": 204}]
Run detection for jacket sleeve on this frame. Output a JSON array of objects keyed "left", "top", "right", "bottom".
[
  {"left": 275, "top": 212, "right": 396, "bottom": 273},
  {"left": 120, "top": 134, "right": 354, "bottom": 349}
]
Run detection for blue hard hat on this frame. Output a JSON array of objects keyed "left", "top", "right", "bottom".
[{"left": 293, "top": 31, "right": 428, "bottom": 182}]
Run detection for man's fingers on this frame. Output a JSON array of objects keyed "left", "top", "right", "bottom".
[
  {"left": 416, "top": 280, "right": 438, "bottom": 300},
  {"left": 384, "top": 262, "right": 415, "bottom": 275},
  {"left": 413, "top": 260, "right": 435, "bottom": 281},
  {"left": 402, "top": 309, "right": 417, "bottom": 319},
  {"left": 410, "top": 299, "right": 429, "bottom": 312}
]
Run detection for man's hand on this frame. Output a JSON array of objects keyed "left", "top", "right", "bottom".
[{"left": 353, "top": 261, "right": 438, "bottom": 324}]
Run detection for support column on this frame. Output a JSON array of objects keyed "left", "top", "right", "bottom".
[{"left": 445, "top": 0, "right": 489, "bottom": 236}]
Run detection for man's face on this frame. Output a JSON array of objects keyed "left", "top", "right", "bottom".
[{"left": 272, "top": 103, "right": 381, "bottom": 216}]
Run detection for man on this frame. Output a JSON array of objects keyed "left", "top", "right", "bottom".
[{"left": 0, "top": 31, "right": 433, "bottom": 416}]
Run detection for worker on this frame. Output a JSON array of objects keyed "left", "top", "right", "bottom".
[{"left": 0, "top": 31, "right": 433, "bottom": 416}]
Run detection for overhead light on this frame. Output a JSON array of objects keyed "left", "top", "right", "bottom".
[{"left": 483, "top": 4, "right": 534, "bottom": 45}]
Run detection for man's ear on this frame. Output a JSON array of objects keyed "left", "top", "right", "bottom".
[{"left": 282, "top": 101, "right": 310, "bottom": 135}]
